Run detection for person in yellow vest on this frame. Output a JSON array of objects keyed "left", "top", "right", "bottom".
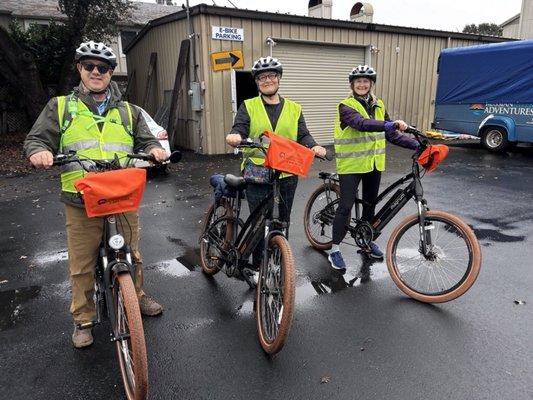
[
  {"left": 226, "top": 56, "right": 326, "bottom": 267},
  {"left": 23, "top": 41, "right": 168, "bottom": 348},
  {"left": 328, "top": 65, "right": 420, "bottom": 269}
]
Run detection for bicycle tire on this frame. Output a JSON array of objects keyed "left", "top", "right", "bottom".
[
  {"left": 256, "top": 235, "right": 295, "bottom": 355},
  {"left": 113, "top": 272, "right": 148, "bottom": 400},
  {"left": 199, "top": 200, "right": 234, "bottom": 275},
  {"left": 386, "top": 210, "right": 481, "bottom": 303},
  {"left": 303, "top": 183, "right": 340, "bottom": 250}
]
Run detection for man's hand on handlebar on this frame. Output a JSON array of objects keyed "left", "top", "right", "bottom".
[
  {"left": 226, "top": 133, "right": 242, "bottom": 147},
  {"left": 149, "top": 147, "right": 168, "bottom": 162},
  {"left": 29, "top": 150, "right": 54, "bottom": 169}
]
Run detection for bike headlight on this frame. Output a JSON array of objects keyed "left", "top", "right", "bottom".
[{"left": 109, "top": 234, "right": 125, "bottom": 250}]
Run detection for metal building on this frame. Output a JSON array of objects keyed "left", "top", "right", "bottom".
[{"left": 125, "top": 3, "right": 508, "bottom": 155}]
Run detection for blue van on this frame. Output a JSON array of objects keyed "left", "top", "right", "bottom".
[{"left": 433, "top": 40, "right": 533, "bottom": 152}]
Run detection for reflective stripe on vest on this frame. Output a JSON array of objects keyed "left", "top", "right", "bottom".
[
  {"left": 333, "top": 96, "right": 386, "bottom": 174},
  {"left": 57, "top": 96, "right": 134, "bottom": 193},
  {"left": 242, "top": 96, "right": 300, "bottom": 178}
]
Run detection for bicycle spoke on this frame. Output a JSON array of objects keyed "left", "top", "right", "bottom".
[{"left": 392, "top": 216, "right": 472, "bottom": 295}]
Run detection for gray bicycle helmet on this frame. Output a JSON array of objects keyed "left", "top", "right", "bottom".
[
  {"left": 75, "top": 41, "right": 117, "bottom": 67},
  {"left": 349, "top": 65, "right": 377, "bottom": 82},
  {"left": 251, "top": 56, "right": 283, "bottom": 78}
]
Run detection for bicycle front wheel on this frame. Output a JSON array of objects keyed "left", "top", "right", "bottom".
[
  {"left": 303, "top": 183, "right": 340, "bottom": 250},
  {"left": 386, "top": 210, "right": 481, "bottom": 303},
  {"left": 113, "top": 272, "right": 148, "bottom": 400},
  {"left": 199, "top": 200, "right": 233, "bottom": 275},
  {"left": 256, "top": 235, "right": 295, "bottom": 355}
]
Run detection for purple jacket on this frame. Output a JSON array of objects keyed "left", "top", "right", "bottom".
[{"left": 339, "top": 103, "right": 419, "bottom": 150}]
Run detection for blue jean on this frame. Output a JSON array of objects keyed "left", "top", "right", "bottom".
[{"left": 246, "top": 175, "right": 298, "bottom": 266}]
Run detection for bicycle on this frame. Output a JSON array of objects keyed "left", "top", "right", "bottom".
[
  {"left": 199, "top": 136, "right": 326, "bottom": 354},
  {"left": 303, "top": 127, "right": 481, "bottom": 303},
  {"left": 53, "top": 150, "right": 181, "bottom": 400}
]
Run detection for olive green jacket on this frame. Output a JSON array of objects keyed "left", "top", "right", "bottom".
[{"left": 23, "top": 81, "right": 163, "bottom": 206}]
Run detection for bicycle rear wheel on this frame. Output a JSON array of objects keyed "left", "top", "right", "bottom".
[
  {"left": 386, "top": 210, "right": 481, "bottom": 303},
  {"left": 303, "top": 183, "right": 340, "bottom": 250},
  {"left": 256, "top": 235, "right": 295, "bottom": 355},
  {"left": 199, "top": 200, "right": 233, "bottom": 275},
  {"left": 113, "top": 272, "right": 148, "bottom": 400}
]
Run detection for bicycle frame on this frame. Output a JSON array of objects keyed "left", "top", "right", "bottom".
[
  {"left": 319, "top": 157, "right": 433, "bottom": 255},
  {"left": 79, "top": 213, "right": 136, "bottom": 342},
  {"left": 205, "top": 170, "right": 287, "bottom": 280}
]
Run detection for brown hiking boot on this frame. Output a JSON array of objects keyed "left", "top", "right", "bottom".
[
  {"left": 72, "top": 325, "right": 94, "bottom": 349},
  {"left": 139, "top": 295, "right": 163, "bottom": 316}
]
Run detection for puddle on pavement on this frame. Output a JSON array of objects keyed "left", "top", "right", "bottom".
[
  {"left": 0, "top": 286, "right": 41, "bottom": 331},
  {"left": 472, "top": 228, "right": 525, "bottom": 243},
  {"left": 31, "top": 250, "right": 68, "bottom": 266},
  {"left": 296, "top": 255, "right": 390, "bottom": 304},
  {"left": 156, "top": 259, "right": 195, "bottom": 277}
]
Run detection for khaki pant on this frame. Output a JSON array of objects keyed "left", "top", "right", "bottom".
[{"left": 65, "top": 204, "right": 145, "bottom": 323}]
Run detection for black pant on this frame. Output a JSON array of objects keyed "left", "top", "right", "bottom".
[
  {"left": 246, "top": 175, "right": 298, "bottom": 266},
  {"left": 332, "top": 169, "right": 381, "bottom": 245}
]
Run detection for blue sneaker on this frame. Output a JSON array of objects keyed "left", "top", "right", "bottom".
[
  {"left": 328, "top": 251, "right": 346, "bottom": 270},
  {"left": 368, "top": 242, "right": 384, "bottom": 260}
]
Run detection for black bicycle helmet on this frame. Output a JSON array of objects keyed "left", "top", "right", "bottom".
[
  {"left": 75, "top": 41, "right": 117, "bottom": 67},
  {"left": 349, "top": 65, "right": 377, "bottom": 83},
  {"left": 251, "top": 56, "right": 283, "bottom": 78}
]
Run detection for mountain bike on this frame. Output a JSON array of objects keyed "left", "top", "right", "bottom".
[
  {"left": 199, "top": 137, "right": 325, "bottom": 354},
  {"left": 303, "top": 127, "right": 481, "bottom": 303},
  {"left": 53, "top": 150, "right": 181, "bottom": 400}
]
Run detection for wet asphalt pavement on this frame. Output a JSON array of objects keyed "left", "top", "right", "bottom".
[{"left": 0, "top": 142, "right": 531, "bottom": 400}]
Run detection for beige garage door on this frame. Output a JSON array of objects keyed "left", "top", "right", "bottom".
[{"left": 274, "top": 41, "right": 366, "bottom": 144}]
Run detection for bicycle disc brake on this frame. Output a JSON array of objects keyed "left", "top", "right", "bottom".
[{"left": 352, "top": 221, "right": 374, "bottom": 248}]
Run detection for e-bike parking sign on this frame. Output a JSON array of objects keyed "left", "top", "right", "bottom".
[{"left": 212, "top": 26, "right": 244, "bottom": 41}]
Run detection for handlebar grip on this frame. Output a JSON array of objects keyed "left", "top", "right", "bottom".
[
  {"left": 405, "top": 126, "right": 421, "bottom": 135},
  {"left": 52, "top": 154, "right": 69, "bottom": 166}
]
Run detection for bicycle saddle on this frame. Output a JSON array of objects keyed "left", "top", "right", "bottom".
[
  {"left": 224, "top": 174, "right": 247, "bottom": 190},
  {"left": 319, "top": 172, "right": 332, "bottom": 179}
]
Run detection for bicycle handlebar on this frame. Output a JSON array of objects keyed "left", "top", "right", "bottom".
[
  {"left": 236, "top": 138, "right": 333, "bottom": 161},
  {"left": 52, "top": 150, "right": 182, "bottom": 170}
]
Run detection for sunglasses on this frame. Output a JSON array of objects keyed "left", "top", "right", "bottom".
[{"left": 81, "top": 62, "right": 112, "bottom": 74}]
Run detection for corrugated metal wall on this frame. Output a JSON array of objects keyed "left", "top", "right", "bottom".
[
  {"left": 273, "top": 41, "right": 366, "bottom": 144},
  {"left": 126, "top": 17, "right": 201, "bottom": 151},
  {"left": 128, "top": 10, "right": 497, "bottom": 154}
]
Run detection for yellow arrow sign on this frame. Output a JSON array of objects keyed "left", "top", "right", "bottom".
[{"left": 211, "top": 50, "right": 244, "bottom": 71}]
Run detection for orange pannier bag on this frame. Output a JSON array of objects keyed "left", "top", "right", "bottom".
[
  {"left": 262, "top": 130, "right": 315, "bottom": 177},
  {"left": 416, "top": 144, "right": 449, "bottom": 173},
  {"left": 74, "top": 168, "right": 147, "bottom": 217}
]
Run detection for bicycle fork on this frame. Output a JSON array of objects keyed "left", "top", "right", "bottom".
[{"left": 413, "top": 176, "right": 435, "bottom": 258}]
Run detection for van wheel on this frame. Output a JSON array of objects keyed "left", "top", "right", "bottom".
[{"left": 481, "top": 127, "right": 508, "bottom": 152}]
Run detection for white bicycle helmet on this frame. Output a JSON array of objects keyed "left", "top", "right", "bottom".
[
  {"left": 75, "top": 41, "right": 117, "bottom": 67},
  {"left": 349, "top": 65, "right": 377, "bottom": 82},
  {"left": 251, "top": 56, "right": 283, "bottom": 78}
]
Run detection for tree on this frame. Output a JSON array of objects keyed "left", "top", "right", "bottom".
[
  {"left": 463, "top": 23, "right": 503, "bottom": 37},
  {"left": 56, "top": 0, "right": 135, "bottom": 94},
  {"left": 0, "top": 0, "right": 135, "bottom": 125}
]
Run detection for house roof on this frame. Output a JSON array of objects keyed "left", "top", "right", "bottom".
[
  {"left": 125, "top": 3, "right": 512, "bottom": 53},
  {"left": 0, "top": 0, "right": 181, "bottom": 27},
  {"left": 500, "top": 13, "right": 520, "bottom": 28}
]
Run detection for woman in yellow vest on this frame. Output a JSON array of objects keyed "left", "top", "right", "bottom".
[
  {"left": 226, "top": 56, "right": 326, "bottom": 268},
  {"left": 328, "top": 65, "right": 419, "bottom": 269}
]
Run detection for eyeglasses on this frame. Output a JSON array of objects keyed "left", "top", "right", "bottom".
[
  {"left": 256, "top": 73, "right": 278, "bottom": 83},
  {"left": 81, "top": 62, "right": 112, "bottom": 74}
]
